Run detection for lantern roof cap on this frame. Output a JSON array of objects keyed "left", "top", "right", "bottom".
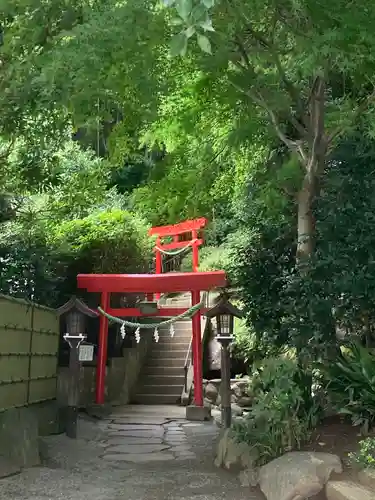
[
  {"left": 204, "top": 294, "right": 243, "bottom": 319},
  {"left": 57, "top": 295, "right": 99, "bottom": 318}
]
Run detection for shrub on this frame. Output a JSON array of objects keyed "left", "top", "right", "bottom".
[
  {"left": 348, "top": 438, "right": 375, "bottom": 469},
  {"left": 50, "top": 208, "right": 153, "bottom": 274},
  {"left": 233, "top": 357, "right": 319, "bottom": 466},
  {"left": 231, "top": 317, "right": 258, "bottom": 366},
  {"left": 180, "top": 244, "right": 231, "bottom": 273},
  {"left": 324, "top": 342, "right": 375, "bottom": 434}
]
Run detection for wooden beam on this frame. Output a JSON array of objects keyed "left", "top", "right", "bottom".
[
  {"left": 77, "top": 271, "right": 227, "bottom": 293},
  {"left": 149, "top": 217, "right": 208, "bottom": 237}
]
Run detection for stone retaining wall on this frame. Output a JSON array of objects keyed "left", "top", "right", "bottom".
[{"left": 202, "top": 377, "right": 252, "bottom": 408}]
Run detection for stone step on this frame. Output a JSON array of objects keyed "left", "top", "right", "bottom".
[
  {"left": 140, "top": 374, "right": 185, "bottom": 386},
  {"left": 146, "top": 357, "right": 186, "bottom": 367},
  {"left": 132, "top": 393, "right": 181, "bottom": 405},
  {"left": 150, "top": 349, "right": 187, "bottom": 359},
  {"left": 142, "top": 366, "right": 184, "bottom": 377},
  {"left": 326, "top": 480, "right": 375, "bottom": 500},
  {"left": 148, "top": 341, "right": 190, "bottom": 350},
  {"left": 142, "top": 365, "right": 184, "bottom": 375},
  {"left": 136, "top": 384, "right": 183, "bottom": 396}
]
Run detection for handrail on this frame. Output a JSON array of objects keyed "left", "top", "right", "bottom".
[{"left": 183, "top": 338, "right": 193, "bottom": 393}]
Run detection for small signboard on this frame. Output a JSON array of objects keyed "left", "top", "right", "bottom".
[{"left": 79, "top": 343, "right": 94, "bottom": 362}]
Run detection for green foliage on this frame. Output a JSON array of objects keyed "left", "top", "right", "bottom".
[
  {"left": 348, "top": 438, "right": 375, "bottom": 469},
  {"left": 323, "top": 342, "right": 375, "bottom": 434},
  {"left": 231, "top": 317, "right": 257, "bottom": 366},
  {"left": 233, "top": 357, "right": 319, "bottom": 466},
  {"left": 50, "top": 208, "right": 153, "bottom": 274}
]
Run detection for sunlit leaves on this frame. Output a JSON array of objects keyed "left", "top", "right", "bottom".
[
  {"left": 170, "top": 32, "right": 188, "bottom": 56},
  {"left": 197, "top": 33, "right": 211, "bottom": 53}
]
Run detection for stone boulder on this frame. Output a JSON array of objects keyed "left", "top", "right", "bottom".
[
  {"left": 237, "top": 396, "right": 253, "bottom": 408},
  {"left": 0, "top": 407, "right": 40, "bottom": 478},
  {"left": 257, "top": 451, "right": 342, "bottom": 500},
  {"left": 205, "top": 383, "right": 219, "bottom": 404}
]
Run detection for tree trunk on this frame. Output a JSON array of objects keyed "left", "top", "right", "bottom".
[{"left": 296, "top": 170, "right": 318, "bottom": 263}]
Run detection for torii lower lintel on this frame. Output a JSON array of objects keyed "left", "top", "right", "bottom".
[{"left": 77, "top": 271, "right": 227, "bottom": 407}]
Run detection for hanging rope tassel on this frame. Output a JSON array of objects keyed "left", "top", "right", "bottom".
[
  {"left": 120, "top": 322, "right": 126, "bottom": 339},
  {"left": 170, "top": 324, "right": 175, "bottom": 338},
  {"left": 135, "top": 327, "right": 141, "bottom": 343},
  {"left": 154, "top": 327, "right": 159, "bottom": 343}
]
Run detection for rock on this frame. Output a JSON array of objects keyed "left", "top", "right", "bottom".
[
  {"left": 231, "top": 394, "right": 238, "bottom": 403},
  {"left": 258, "top": 452, "right": 342, "bottom": 500},
  {"left": 205, "top": 383, "right": 219, "bottom": 403},
  {"left": 231, "top": 403, "right": 243, "bottom": 416},
  {"left": 358, "top": 468, "right": 375, "bottom": 490},
  {"left": 237, "top": 396, "right": 253, "bottom": 408},
  {"left": 210, "top": 379, "right": 222, "bottom": 388},
  {"left": 234, "top": 377, "right": 251, "bottom": 392},
  {"left": 326, "top": 480, "right": 374, "bottom": 500},
  {"left": 214, "top": 428, "right": 256, "bottom": 471},
  {"left": 0, "top": 407, "right": 40, "bottom": 476},
  {"left": 232, "top": 383, "right": 243, "bottom": 398}
]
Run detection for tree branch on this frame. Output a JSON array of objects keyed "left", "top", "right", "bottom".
[{"left": 228, "top": 78, "right": 308, "bottom": 164}]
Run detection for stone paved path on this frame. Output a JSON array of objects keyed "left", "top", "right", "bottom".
[
  {"left": 101, "top": 405, "right": 196, "bottom": 463},
  {"left": 1, "top": 405, "right": 262, "bottom": 500}
]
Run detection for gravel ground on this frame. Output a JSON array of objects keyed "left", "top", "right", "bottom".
[{"left": 0, "top": 408, "right": 263, "bottom": 500}]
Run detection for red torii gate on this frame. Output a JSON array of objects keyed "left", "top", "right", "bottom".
[
  {"left": 149, "top": 217, "right": 207, "bottom": 275},
  {"left": 77, "top": 271, "right": 227, "bottom": 407}
]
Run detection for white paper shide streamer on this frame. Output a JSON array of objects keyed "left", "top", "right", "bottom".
[
  {"left": 135, "top": 327, "right": 141, "bottom": 343},
  {"left": 153, "top": 327, "right": 159, "bottom": 343},
  {"left": 120, "top": 322, "right": 126, "bottom": 339}
]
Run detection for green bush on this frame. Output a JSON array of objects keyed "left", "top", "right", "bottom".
[
  {"left": 180, "top": 244, "right": 231, "bottom": 273},
  {"left": 50, "top": 208, "right": 153, "bottom": 274},
  {"left": 348, "top": 438, "right": 375, "bottom": 469},
  {"left": 231, "top": 316, "right": 258, "bottom": 365},
  {"left": 233, "top": 357, "right": 319, "bottom": 466},
  {"left": 324, "top": 342, "right": 375, "bottom": 434}
]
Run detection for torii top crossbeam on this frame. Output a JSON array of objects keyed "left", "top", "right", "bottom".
[{"left": 149, "top": 217, "right": 207, "bottom": 237}]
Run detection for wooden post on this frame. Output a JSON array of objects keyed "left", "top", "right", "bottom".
[
  {"left": 96, "top": 291, "right": 109, "bottom": 405},
  {"left": 66, "top": 338, "right": 80, "bottom": 438},
  {"left": 191, "top": 290, "right": 203, "bottom": 406},
  {"left": 220, "top": 339, "right": 232, "bottom": 428}
]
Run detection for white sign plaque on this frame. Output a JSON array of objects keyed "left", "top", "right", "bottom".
[{"left": 79, "top": 344, "right": 94, "bottom": 362}]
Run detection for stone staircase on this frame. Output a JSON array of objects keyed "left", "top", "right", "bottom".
[
  {"left": 132, "top": 294, "right": 193, "bottom": 405},
  {"left": 326, "top": 469, "right": 375, "bottom": 500}
]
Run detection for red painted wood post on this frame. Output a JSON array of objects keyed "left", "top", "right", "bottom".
[
  {"left": 155, "top": 237, "right": 162, "bottom": 300},
  {"left": 192, "top": 230, "right": 199, "bottom": 272},
  {"left": 191, "top": 290, "right": 203, "bottom": 406},
  {"left": 96, "top": 291, "right": 110, "bottom": 405}
]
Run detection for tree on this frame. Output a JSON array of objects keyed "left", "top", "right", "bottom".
[{"left": 163, "top": 0, "right": 375, "bottom": 261}]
